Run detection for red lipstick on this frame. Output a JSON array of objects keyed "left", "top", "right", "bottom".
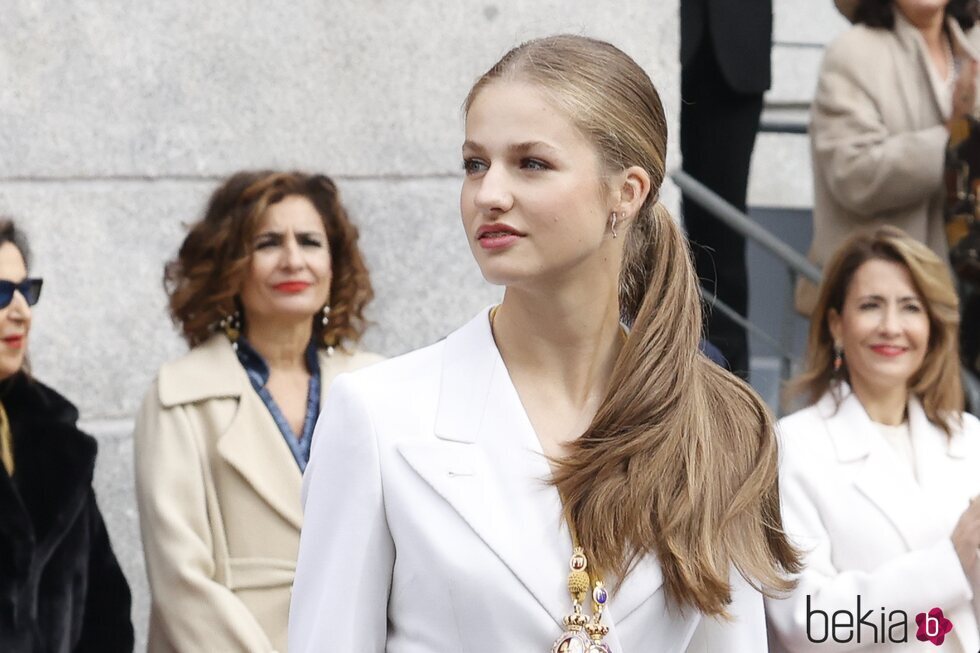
[
  {"left": 274, "top": 281, "right": 311, "bottom": 293},
  {"left": 2, "top": 336, "right": 24, "bottom": 349},
  {"left": 870, "top": 344, "right": 906, "bottom": 357},
  {"left": 476, "top": 223, "right": 524, "bottom": 251}
]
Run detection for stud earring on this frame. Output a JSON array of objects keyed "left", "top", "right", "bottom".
[
  {"left": 219, "top": 309, "right": 242, "bottom": 351},
  {"left": 610, "top": 212, "right": 619, "bottom": 239}
]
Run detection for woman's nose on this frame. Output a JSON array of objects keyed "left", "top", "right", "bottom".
[
  {"left": 472, "top": 164, "right": 514, "bottom": 214},
  {"left": 3, "top": 290, "right": 31, "bottom": 324}
]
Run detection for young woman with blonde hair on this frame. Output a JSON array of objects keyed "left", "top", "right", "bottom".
[
  {"left": 767, "top": 226, "right": 980, "bottom": 652},
  {"left": 289, "top": 35, "right": 799, "bottom": 652}
]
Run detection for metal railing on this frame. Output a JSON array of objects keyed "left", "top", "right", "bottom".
[{"left": 672, "top": 169, "right": 821, "bottom": 384}]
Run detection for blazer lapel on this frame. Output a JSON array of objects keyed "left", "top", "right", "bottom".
[
  {"left": 824, "top": 389, "right": 938, "bottom": 551},
  {"left": 402, "top": 308, "right": 665, "bottom": 637},
  {"left": 401, "top": 309, "right": 570, "bottom": 628}
]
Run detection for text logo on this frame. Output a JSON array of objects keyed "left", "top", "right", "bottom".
[
  {"left": 915, "top": 608, "right": 953, "bottom": 646},
  {"left": 805, "top": 596, "right": 954, "bottom": 645}
]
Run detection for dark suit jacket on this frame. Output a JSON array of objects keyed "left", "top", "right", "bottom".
[{"left": 681, "top": 0, "right": 773, "bottom": 94}]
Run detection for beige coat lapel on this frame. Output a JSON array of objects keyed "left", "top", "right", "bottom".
[
  {"left": 159, "top": 334, "right": 315, "bottom": 531},
  {"left": 895, "top": 14, "right": 980, "bottom": 123}
]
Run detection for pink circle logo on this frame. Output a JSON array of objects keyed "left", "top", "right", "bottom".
[{"left": 914, "top": 608, "right": 953, "bottom": 646}]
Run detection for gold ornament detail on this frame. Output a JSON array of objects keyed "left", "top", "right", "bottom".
[{"left": 551, "top": 546, "right": 611, "bottom": 653}]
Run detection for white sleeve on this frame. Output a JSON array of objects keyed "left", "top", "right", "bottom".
[
  {"left": 685, "top": 571, "right": 768, "bottom": 652},
  {"left": 288, "top": 375, "right": 394, "bottom": 652},
  {"left": 765, "top": 441, "right": 972, "bottom": 652}
]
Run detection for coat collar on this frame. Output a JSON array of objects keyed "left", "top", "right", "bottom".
[
  {"left": 817, "top": 383, "right": 967, "bottom": 463},
  {"left": 892, "top": 13, "right": 980, "bottom": 119},
  {"left": 817, "top": 384, "right": 964, "bottom": 550},
  {"left": 157, "top": 333, "right": 339, "bottom": 407},
  {"left": 402, "top": 308, "right": 663, "bottom": 643},
  {"left": 156, "top": 334, "right": 344, "bottom": 531}
]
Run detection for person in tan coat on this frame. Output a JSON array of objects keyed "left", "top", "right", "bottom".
[
  {"left": 797, "top": 0, "right": 980, "bottom": 315},
  {"left": 135, "top": 171, "right": 382, "bottom": 652}
]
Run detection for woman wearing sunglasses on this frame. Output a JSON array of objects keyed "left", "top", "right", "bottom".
[{"left": 0, "top": 218, "right": 134, "bottom": 652}]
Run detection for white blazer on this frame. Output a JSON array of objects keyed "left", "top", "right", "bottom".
[
  {"left": 289, "top": 308, "right": 768, "bottom": 652},
  {"left": 766, "top": 387, "right": 980, "bottom": 652}
]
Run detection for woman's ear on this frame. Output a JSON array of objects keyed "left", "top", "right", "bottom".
[
  {"left": 615, "top": 165, "right": 652, "bottom": 224},
  {"left": 827, "top": 308, "right": 843, "bottom": 345}
]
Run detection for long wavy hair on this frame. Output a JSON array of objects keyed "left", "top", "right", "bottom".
[
  {"left": 165, "top": 171, "right": 373, "bottom": 350},
  {"left": 786, "top": 226, "right": 963, "bottom": 433},
  {"left": 465, "top": 35, "right": 800, "bottom": 616}
]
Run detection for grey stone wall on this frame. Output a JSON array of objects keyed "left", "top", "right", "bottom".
[
  {"left": 750, "top": 0, "right": 850, "bottom": 208},
  {"left": 1, "top": 2, "right": 680, "bottom": 649}
]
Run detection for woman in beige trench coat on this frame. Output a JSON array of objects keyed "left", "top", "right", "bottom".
[
  {"left": 798, "top": 0, "right": 980, "bottom": 314},
  {"left": 135, "top": 171, "right": 381, "bottom": 653}
]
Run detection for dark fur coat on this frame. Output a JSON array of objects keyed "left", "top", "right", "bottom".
[{"left": 0, "top": 373, "right": 133, "bottom": 652}]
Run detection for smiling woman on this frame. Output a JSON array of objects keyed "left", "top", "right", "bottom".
[
  {"left": 768, "top": 226, "right": 980, "bottom": 653},
  {"left": 134, "top": 171, "right": 382, "bottom": 653}
]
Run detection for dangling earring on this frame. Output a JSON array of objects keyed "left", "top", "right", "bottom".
[
  {"left": 220, "top": 309, "right": 242, "bottom": 351},
  {"left": 321, "top": 305, "right": 335, "bottom": 356},
  {"left": 833, "top": 342, "right": 844, "bottom": 373},
  {"left": 610, "top": 212, "right": 619, "bottom": 239}
]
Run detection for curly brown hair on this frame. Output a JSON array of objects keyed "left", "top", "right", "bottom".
[{"left": 165, "top": 171, "right": 373, "bottom": 350}]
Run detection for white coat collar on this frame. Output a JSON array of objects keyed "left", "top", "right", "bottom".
[
  {"left": 401, "top": 307, "right": 664, "bottom": 645},
  {"left": 817, "top": 384, "right": 964, "bottom": 550},
  {"left": 817, "top": 383, "right": 967, "bottom": 463}
]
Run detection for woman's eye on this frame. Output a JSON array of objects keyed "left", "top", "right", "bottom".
[
  {"left": 463, "top": 158, "right": 488, "bottom": 174},
  {"left": 299, "top": 236, "right": 323, "bottom": 248},
  {"left": 522, "top": 158, "right": 549, "bottom": 171},
  {"left": 903, "top": 303, "right": 923, "bottom": 313},
  {"left": 858, "top": 302, "right": 878, "bottom": 311},
  {"left": 255, "top": 239, "right": 279, "bottom": 250}
]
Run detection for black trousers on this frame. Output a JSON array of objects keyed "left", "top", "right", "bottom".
[{"left": 681, "top": 36, "right": 764, "bottom": 379}]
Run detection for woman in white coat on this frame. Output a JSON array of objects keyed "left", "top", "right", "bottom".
[
  {"left": 289, "top": 35, "right": 800, "bottom": 652},
  {"left": 767, "top": 226, "right": 980, "bottom": 652}
]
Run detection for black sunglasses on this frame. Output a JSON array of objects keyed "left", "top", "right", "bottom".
[{"left": 0, "top": 278, "right": 43, "bottom": 309}]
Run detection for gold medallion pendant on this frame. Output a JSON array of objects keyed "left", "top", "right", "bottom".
[{"left": 551, "top": 548, "right": 611, "bottom": 653}]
